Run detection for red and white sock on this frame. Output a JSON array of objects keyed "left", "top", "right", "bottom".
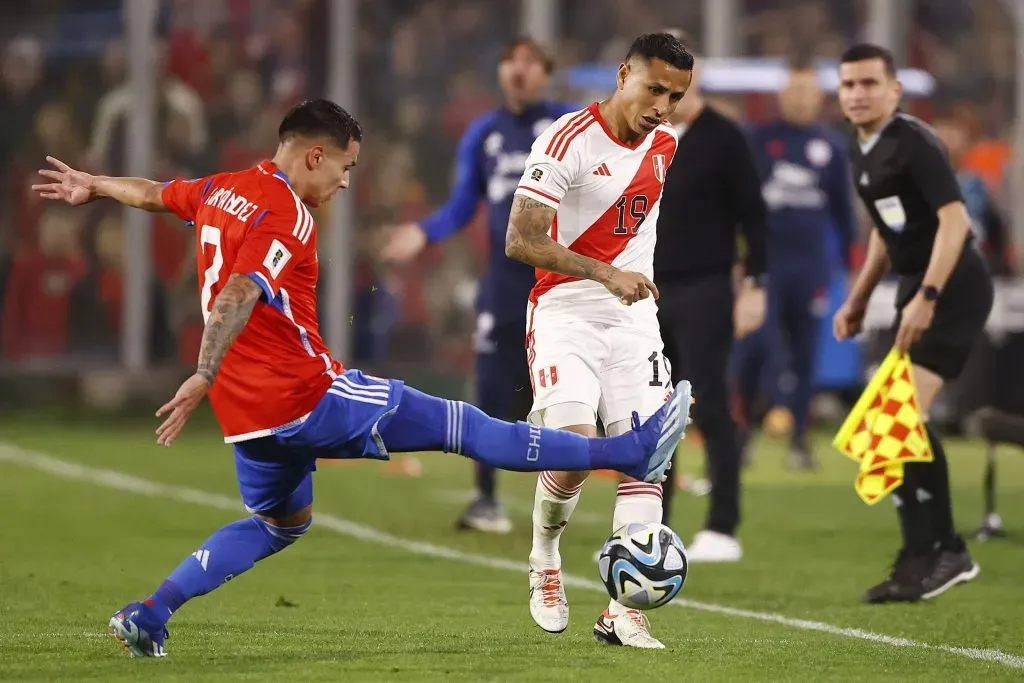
[
  {"left": 529, "top": 471, "right": 584, "bottom": 571},
  {"left": 608, "top": 480, "right": 664, "bottom": 616}
]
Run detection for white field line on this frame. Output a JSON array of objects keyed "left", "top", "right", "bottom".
[{"left": 1, "top": 443, "right": 1022, "bottom": 670}]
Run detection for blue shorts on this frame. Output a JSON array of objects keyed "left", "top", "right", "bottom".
[{"left": 233, "top": 369, "right": 405, "bottom": 516}]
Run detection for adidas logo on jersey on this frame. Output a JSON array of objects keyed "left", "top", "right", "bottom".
[
  {"left": 860, "top": 171, "right": 869, "bottom": 186},
  {"left": 592, "top": 163, "right": 611, "bottom": 176}
]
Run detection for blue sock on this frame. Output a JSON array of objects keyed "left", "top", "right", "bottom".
[
  {"left": 379, "top": 386, "right": 642, "bottom": 472},
  {"left": 146, "top": 516, "right": 310, "bottom": 622}
]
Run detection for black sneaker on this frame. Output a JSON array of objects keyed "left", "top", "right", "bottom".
[
  {"left": 454, "top": 497, "right": 512, "bottom": 535},
  {"left": 920, "top": 540, "right": 980, "bottom": 600},
  {"left": 863, "top": 549, "right": 931, "bottom": 604}
]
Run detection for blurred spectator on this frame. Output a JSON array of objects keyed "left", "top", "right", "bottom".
[
  {"left": 87, "top": 40, "right": 207, "bottom": 174},
  {"left": 0, "top": 0, "right": 1020, "bottom": 375},
  {"left": 933, "top": 113, "right": 1014, "bottom": 275},
  {"left": 0, "top": 36, "right": 47, "bottom": 253},
  {"left": 69, "top": 212, "right": 176, "bottom": 362},
  {"left": 213, "top": 70, "right": 281, "bottom": 172},
  {"left": 0, "top": 36, "right": 45, "bottom": 173},
  {"left": 7, "top": 102, "right": 86, "bottom": 250},
  {"left": 2, "top": 206, "right": 86, "bottom": 361}
]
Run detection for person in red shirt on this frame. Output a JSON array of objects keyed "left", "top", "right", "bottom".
[
  {"left": 1, "top": 206, "right": 86, "bottom": 360},
  {"left": 32, "top": 99, "right": 691, "bottom": 657}
]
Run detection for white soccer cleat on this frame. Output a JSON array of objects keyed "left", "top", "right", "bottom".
[
  {"left": 686, "top": 530, "right": 743, "bottom": 563},
  {"left": 529, "top": 568, "right": 569, "bottom": 633},
  {"left": 593, "top": 609, "right": 665, "bottom": 649}
]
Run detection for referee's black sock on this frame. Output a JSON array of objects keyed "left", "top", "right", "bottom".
[
  {"left": 923, "top": 423, "right": 961, "bottom": 550},
  {"left": 893, "top": 462, "right": 935, "bottom": 556}
]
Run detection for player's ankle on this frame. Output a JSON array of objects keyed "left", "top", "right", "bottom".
[
  {"left": 529, "top": 551, "right": 561, "bottom": 571},
  {"left": 587, "top": 432, "right": 642, "bottom": 470}
]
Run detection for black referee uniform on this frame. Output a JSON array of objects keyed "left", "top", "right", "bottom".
[
  {"left": 655, "top": 104, "right": 768, "bottom": 537},
  {"left": 851, "top": 111, "right": 993, "bottom": 602}
]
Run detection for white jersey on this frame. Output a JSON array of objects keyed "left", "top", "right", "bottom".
[{"left": 514, "top": 102, "right": 678, "bottom": 325}]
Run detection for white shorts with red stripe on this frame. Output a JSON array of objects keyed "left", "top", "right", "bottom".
[{"left": 525, "top": 299, "right": 672, "bottom": 429}]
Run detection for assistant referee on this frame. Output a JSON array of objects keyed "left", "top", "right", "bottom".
[
  {"left": 833, "top": 44, "right": 993, "bottom": 603},
  {"left": 654, "top": 38, "right": 768, "bottom": 564}
]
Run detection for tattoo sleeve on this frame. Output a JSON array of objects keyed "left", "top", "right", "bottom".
[
  {"left": 504, "top": 195, "right": 616, "bottom": 283},
  {"left": 196, "top": 274, "right": 263, "bottom": 380}
]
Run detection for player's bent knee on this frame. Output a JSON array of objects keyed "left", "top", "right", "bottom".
[
  {"left": 605, "top": 417, "right": 641, "bottom": 438},
  {"left": 253, "top": 514, "right": 313, "bottom": 553},
  {"left": 548, "top": 468, "right": 591, "bottom": 489},
  {"left": 529, "top": 401, "right": 597, "bottom": 434}
]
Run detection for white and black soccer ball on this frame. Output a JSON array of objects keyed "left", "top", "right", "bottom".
[{"left": 597, "top": 522, "right": 688, "bottom": 610}]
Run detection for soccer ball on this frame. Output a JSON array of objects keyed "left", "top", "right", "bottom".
[{"left": 597, "top": 522, "right": 688, "bottom": 610}]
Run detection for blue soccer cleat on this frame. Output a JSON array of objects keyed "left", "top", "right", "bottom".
[
  {"left": 629, "top": 380, "right": 693, "bottom": 483},
  {"left": 108, "top": 601, "right": 169, "bottom": 658}
]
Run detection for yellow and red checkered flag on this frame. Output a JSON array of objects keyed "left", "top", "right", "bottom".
[{"left": 832, "top": 348, "right": 933, "bottom": 505}]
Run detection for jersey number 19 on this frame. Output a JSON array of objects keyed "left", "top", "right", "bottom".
[{"left": 614, "top": 194, "right": 649, "bottom": 235}]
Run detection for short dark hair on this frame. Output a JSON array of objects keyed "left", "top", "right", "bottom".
[
  {"left": 278, "top": 99, "right": 363, "bottom": 150},
  {"left": 624, "top": 32, "right": 695, "bottom": 71},
  {"left": 501, "top": 37, "right": 554, "bottom": 74},
  {"left": 662, "top": 28, "right": 697, "bottom": 54},
  {"left": 840, "top": 43, "right": 896, "bottom": 77}
]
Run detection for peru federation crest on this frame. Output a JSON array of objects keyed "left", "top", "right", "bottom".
[{"left": 652, "top": 154, "right": 666, "bottom": 183}]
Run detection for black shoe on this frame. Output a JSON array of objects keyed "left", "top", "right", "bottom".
[
  {"left": 454, "top": 497, "right": 512, "bottom": 534},
  {"left": 920, "top": 539, "right": 980, "bottom": 600},
  {"left": 863, "top": 549, "right": 932, "bottom": 604}
]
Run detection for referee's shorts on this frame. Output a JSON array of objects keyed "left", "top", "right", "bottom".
[{"left": 895, "top": 248, "right": 994, "bottom": 380}]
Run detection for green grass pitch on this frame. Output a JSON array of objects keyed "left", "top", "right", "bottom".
[{"left": 1, "top": 412, "right": 1023, "bottom": 681}]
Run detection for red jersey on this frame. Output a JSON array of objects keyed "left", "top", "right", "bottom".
[{"left": 162, "top": 160, "right": 343, "bottom": 442}]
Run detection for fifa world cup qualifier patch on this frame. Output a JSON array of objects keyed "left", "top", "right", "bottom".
[
  {"left": 530, "top": 167, "right": 544, "bottom": 182},
  {"left": 263, "top": 239, "right": 292, "bottom": 279}
]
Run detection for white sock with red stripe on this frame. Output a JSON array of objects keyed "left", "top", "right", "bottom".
[
  {"left": 607, "top": 480, "right": 664, "bottom": 616},
  {"left": 529, "top": 471, "right": 584, "bottom": 571}
]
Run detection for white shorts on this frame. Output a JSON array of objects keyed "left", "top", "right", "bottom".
[{"left": 525, "top": 304, "right": 672, "bottom": 430}]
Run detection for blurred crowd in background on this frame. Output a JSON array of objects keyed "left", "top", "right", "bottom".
[{"left": 0, "top": 0, "right": 1017, "bottom": 377}]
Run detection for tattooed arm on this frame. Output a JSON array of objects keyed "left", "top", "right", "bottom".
[
  {"left": 505, "top": 195, "right": 616, "bottom": 283},
  {"left": 195, "top": 274, "right": 263, "bottom": 380},
  {"left": 155, "top": 274, "right": 263, "bottom": 446},
  {"left": 505, "top": 194, "right": 659, "bottom": 304}
]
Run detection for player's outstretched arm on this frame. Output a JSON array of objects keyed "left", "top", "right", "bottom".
[
  {"left": 155, "top": 274, "right": 262, "bottom": 446},
  {"left": 381, "top": 117, "right": 490, "bottom": 264},
  {"left": 504, "top": 195, "right": 658, "bottom": 305},
  {"left": 32, "top": 156, "right": 167, "bottom": 212}
]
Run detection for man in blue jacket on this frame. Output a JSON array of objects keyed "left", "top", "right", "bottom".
[
  {"left": 382, "top": 37, "right": 576, "bottom": 533},
  {"left": 742, "top": 58, "right": 856, "bottom": 469}
]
